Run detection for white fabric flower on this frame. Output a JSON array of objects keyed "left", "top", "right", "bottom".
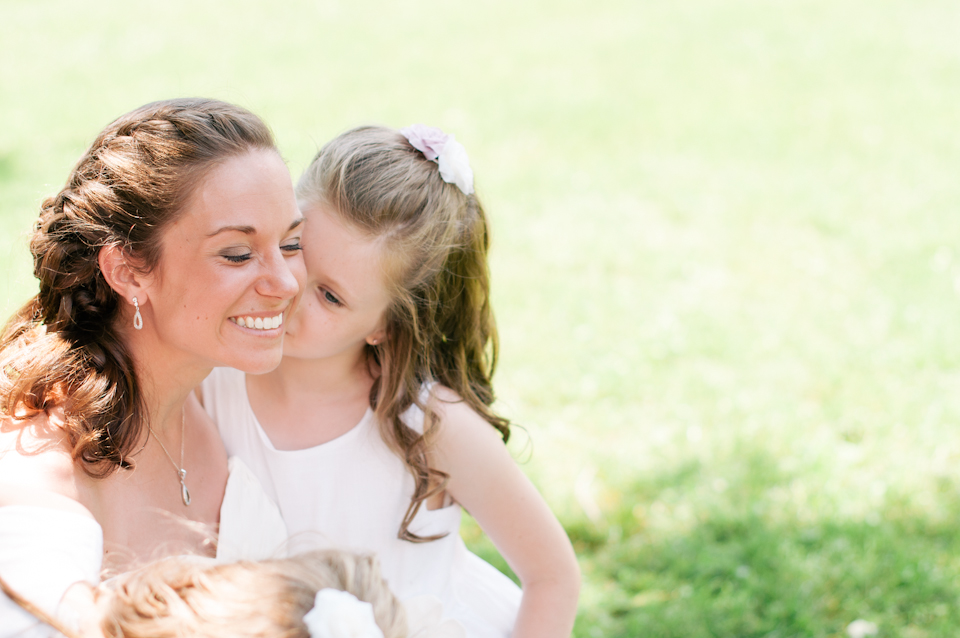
[
  {"left": 303, "top": 589, "right": 384, "bottom": 638},
  {"left": 399, "top": 124, "right": 475, "bottom": 195},
  {"left": 436, "top": 135, "right": 474, "bottom": 196}
]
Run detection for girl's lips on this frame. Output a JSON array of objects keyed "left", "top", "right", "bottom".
[{"left": 229, "top": 312, "right": 284, "bottom": 331}]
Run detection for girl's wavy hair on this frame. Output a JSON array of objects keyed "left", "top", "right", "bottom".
[
  {"left": 0, "top": 98, "right": 275, "bottom": 477},
  {"left": 297, "top": 125, "right": 510, "bottom": 542},
  {"left": 0, "top": 550, "right": 406, "bottom": 638}
]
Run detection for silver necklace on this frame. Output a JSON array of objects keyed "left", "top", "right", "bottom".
[{"left": 148, "top": 408, "right": 191, "bottom": 506}]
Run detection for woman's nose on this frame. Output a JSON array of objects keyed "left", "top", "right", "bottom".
[{"left": 258, "top": 249, "right": 304, "bottom": 300}]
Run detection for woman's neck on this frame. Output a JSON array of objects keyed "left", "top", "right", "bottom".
[{"left": 125, "top": 327, "right": 214, "bottom": 435}]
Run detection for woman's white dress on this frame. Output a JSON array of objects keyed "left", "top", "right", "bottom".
[
  {"left": 201, "top": 367, "right": 522, "bottom": 638},
  {"left": 0, "top": 456, "right": 287, "bottom": 637}
]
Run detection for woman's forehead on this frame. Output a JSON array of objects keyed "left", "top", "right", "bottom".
[{"left": 173, "top": 150, "right": 297, "bottom": 235}]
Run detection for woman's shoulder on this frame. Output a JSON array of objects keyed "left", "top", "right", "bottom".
[
  {"left": 0, "top": 503, "right": 103, "bottom": 634},
  {"left": 0, "top": 409, "right": 90, "bottom": 512}
]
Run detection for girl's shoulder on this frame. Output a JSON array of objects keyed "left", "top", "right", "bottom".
[
  {"left": 419, "top": 381, "right": 472, "bottom": 411},
  {"left": 421, "top": 383, "right": 496, "bottom": 440},
  {"left": 404, "top": 383, "right": 465, "bottom": 432}
]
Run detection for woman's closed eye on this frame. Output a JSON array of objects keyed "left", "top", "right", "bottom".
[
  {"left": 221, "top": 240, "right": 299, "bottom": 264},
  {"left": 281, "top": 240, "right": 302, "bottom": 254},
  {"left": 222, "top": 252, "right": 252, "bottom": 264}
]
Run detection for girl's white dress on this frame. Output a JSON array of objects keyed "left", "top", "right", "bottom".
[
  {"left": 0, "top": 457, "right": 287, "bottom": 638},
  {"left": 201, "top": 366, "right": 522, "bottom": 638}
]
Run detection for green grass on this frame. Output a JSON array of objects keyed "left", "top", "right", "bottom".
[
  {"left": 5, "top": 0, "right": 960, "bottom": 635},
  {"left": 566, "top": 453, "right": 960, "bottom": 637}
]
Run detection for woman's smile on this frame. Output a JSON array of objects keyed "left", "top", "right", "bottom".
[{"left": 229, "top": 312, "right": 285, "bottom": 331}]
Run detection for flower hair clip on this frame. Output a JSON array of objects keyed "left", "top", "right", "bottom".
[
  {"left": 399, "top": 124, "right": 475, "bottom": 195},
  {"left": 303, "top": 589, "right": 384, "bottom": 638}
]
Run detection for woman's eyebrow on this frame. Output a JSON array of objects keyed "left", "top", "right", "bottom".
[
  {"left": 207, "top": 218, "right": 303, "bottom": 237},
  {"left": 207, "top": 224, "right": 255, "bottom": 237}
]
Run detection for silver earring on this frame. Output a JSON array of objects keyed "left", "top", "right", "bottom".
[{"left": 132, "top": 297, "right": 143, "bottom": 331}]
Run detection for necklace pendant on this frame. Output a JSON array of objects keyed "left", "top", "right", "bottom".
[
  {"left": 149, "top": 407, "right": 191, "bottom": 507},
  {"left": 179, "top": 468, "right": 191, "bottom": 506}
]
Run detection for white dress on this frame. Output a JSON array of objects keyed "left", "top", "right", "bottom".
[
  {"left": 201, "top": 367, "right": 522, "bottom": 638},
  {"left": 0, "top": 457, "right": 287, "bottom": 638}
]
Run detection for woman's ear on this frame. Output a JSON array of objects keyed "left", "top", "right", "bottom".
[{"left": 98, "top": 244, "right": 147, "bottom": 304}]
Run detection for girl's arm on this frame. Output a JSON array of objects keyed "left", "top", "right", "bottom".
[{"left": 429, "top": 387, "right": 580, "bottom": 638}]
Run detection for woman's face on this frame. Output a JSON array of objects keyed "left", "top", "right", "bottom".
[{"left": 138, "top": 149, "right": 306, "bottom": 374}]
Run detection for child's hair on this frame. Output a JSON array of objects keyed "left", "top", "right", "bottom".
[
  {"left": 297, "top": 126, "right": 510, "bottom": 542},
  {"left": 1, "top": 550, "right": 406, "bottom": 638}
]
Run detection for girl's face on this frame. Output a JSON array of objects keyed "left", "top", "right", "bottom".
[
  {"left": 138, "top": 149, "right": 306, "bottom": 374},
  {"left": 282, "top": 203, "right": 392, "bottom": 362}
]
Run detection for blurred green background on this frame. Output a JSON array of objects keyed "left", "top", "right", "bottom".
[{"left": 4, "top": 0, "right": 960, "bottom": 635}]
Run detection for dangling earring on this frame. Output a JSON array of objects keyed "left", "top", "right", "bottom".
[{"left": 132, "top": 297, "right": 143, "bottom": 331}]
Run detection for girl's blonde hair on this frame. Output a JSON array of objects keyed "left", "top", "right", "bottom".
[
  {"left": 297, "top": 126, "right": 510, "bottom": 542},
  {"left": 2, "top": 550, "right": 406, "bottom": 638}
]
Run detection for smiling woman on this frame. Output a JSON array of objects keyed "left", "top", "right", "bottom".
[
  {"left": 130, "top": 148, "right": 304, "bottom": 373},
  {"left": 0, "top": 99, "right": 304, "bottom": 636}
]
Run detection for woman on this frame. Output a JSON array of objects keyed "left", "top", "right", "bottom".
[{"left": 0, "top": 98, "right": 305, "bottom": 635}]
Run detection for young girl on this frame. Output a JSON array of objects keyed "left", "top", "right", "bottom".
[
  {"left": 2, "top": 549, "right": 454, "bottom": 638},
  {"left": 201, "top": 125, "right": 580, "bottom": 637}
]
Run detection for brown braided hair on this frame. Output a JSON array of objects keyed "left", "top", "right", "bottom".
[
  {"left": 297, "top": 126, "right": 509, "bottom": 542},
  {"left": 0, "top": 98, "right": 276, "bottom": 477}
]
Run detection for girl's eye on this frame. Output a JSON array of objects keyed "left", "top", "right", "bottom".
[
  {"left": 223, "top": 253, "right": 252, "bottom": 264},
  {"left": 323, "top": 290, "right": 342, "bottom": 306},
  {"left": 281, "top": 241, "right": 302, "bottom": 253}
]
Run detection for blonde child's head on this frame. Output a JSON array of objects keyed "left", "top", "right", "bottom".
[
  {"left": 98, "top": 550, "right": 405, "bottom": 638},
  {"left": 296, "top": 125, "right": 510, "bottom": 541},
  {"left": 2, "top": 550, "right": 406, "bottom": 638}
]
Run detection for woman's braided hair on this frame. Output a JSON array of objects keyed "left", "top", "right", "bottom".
[{"left": 0, "top": 98, "right": 275, "bottom": 477}]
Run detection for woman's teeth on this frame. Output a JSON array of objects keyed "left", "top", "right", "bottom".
[{"left": 231, "top": 314, "right": 283, "bottom": 330}]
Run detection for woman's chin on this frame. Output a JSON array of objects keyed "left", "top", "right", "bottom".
[
  {"left": 231, "top": 353, "right": 283, "bottom": 375},
  {"left": 218, "top": 344, "right": 284, "bottom": 375}
]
